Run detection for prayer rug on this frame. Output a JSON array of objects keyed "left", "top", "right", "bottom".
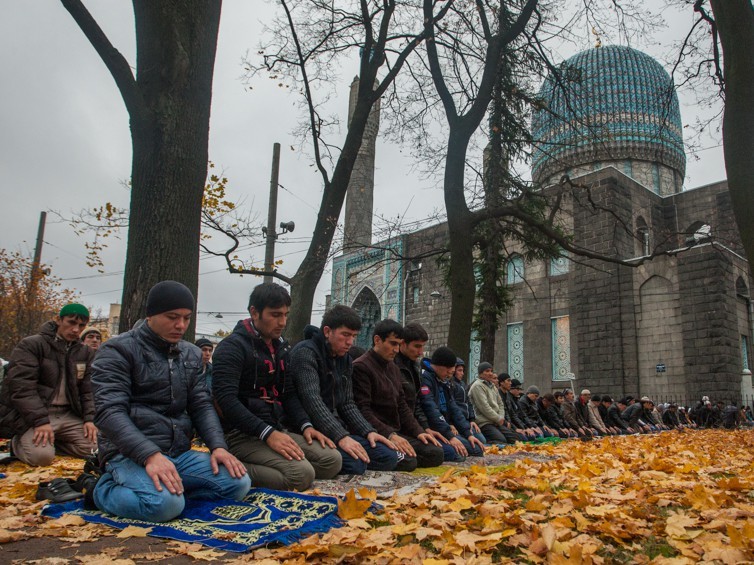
[
  {"left": 42, "top": 488, "right": 342, "bottom": 552},
  {"left": 311, "top": 470, "right": 437, "bottom": 499}
]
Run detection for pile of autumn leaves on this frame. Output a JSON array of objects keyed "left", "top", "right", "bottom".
[
  {"left": 260, "top": 429, "right": 754, "bottom": 564},
  {"left": 1, "top": 429, "right": 753, "bottom": 563}
]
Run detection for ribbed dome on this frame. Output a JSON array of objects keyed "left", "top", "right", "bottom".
[{"left": 531, "top": 45, "right": 685, "bottom": 190}]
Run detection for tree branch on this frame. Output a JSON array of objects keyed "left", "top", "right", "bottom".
[{"left": 59, "top": 0, "right": 147, "bottom": 120}]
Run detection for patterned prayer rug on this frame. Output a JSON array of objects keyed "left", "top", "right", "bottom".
[
  {"left": 42, "top": 488, "right": 342, "bottom": 552},
  {"left": 311, "top": 470, "right": 437, "bottom": 499}
]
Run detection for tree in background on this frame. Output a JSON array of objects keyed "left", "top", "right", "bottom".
[
  {"left": 706, "top": 0, "right": 754, "bottom": 267},
  {"left": 239, "top": 0, "right": 451, "bottom": 341},
  {"left": 60, "top": 0, "right": 223, "bottom": 336},
  {"left": 0, "top": 249, "right": 79, "bottom": 358}
]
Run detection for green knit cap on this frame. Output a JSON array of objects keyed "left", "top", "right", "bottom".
[{"left": 59, "top": 303, "right": 90, "bottom": 320}]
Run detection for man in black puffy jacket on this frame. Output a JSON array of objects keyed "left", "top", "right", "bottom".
[
  {"left": 91, "top": 281, "right": 250, "bottom": 522},
  {"left": 213, "top": 283, "right": 341, "bottom": 490}
]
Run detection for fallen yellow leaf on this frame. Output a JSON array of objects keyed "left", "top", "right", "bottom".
[{"left": 115, "top": 525, "right": 153, "bottom": 539}]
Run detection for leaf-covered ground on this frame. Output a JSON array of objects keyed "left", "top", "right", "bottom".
[{"left": 1, "top": 429, "right": 753, "bottom": 563}]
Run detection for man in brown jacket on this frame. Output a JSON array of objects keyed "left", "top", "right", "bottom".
[
  {"left": 0, "top": 304, "right": 97, "bottom": 466},
  {"left": 352, "top": 319, "right": 443, "bottom": 470}
]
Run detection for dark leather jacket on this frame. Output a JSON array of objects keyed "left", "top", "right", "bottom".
[
  {"left": 0, "top": 321, "right": 95, "bottom": 437},
  {"left": 91, "top": 321, "right": 227, "bottom": 466}
]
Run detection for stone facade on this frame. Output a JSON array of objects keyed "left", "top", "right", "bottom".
[
  {"left": 328, "top": 47, "right": 753, "bottom": 405},
  {"left": 331, "top": 166, "right": 753, "bottom": 404}
]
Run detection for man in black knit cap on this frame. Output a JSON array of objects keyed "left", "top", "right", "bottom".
[
  {"left": 419, "top": 346, "right": 485, "bottom": 460},
  {"left": 90, "top": 281, "right": 250, "bottom": 522}
]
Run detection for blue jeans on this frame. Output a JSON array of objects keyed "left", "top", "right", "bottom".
[
  {"left": 338, "top": 435, "right": 400, "bottom": 475},
  {"left": 93, "top": 451, "right": 251, "bottom": 522}
]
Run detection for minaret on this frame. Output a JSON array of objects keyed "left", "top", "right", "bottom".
[{"left": 343, "top": 76, "right": 380, "bottom": 250}]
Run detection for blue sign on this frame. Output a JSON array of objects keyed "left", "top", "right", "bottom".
[{"left": 656, "top": 363, "right": 666, "bottom": 373}]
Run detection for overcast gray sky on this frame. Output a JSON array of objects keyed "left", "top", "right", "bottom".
[{"left": 0, "top": 1, "right": 726, "bottom": 336}]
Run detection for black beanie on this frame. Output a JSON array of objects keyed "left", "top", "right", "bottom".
[
  {"left": 477, "top": 362, "right": 493, "bottom": 374},
  {"left": 146, "top": 281, "right": 195, "bottom": 316},
  {"left": 430, "top": 346, "right": 457, "bottom": 368}
]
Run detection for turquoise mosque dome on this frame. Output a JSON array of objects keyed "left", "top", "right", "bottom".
[{"left": 531, "top": 45, "right": 685, "bottom": 195}]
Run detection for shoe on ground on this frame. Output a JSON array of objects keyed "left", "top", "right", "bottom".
[
  {"left": 83, "top": 454, "right": 101, "bottom": 477},
  {"left": 73, "top": 473, "right": 99, "bottom": 510},
  {"left": 36, "top": 478, "right": 84, "bottom": 503}
]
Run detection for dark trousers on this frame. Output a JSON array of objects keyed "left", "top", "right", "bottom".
[
  {"left": 404, "top": 435, "right": 444, "bottom": 468},
  {"left": 480, "top": 423, "right": 518, "bottom": 445},
  {"left": 338, "top": 435, "right": 400, "bottom": 475}
]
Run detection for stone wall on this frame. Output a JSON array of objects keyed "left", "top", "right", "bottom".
[{"left": 401, "top": 223, "right": 452, "bottom": 353}]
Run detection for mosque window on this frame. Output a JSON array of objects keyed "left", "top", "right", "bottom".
[
  {"left": 635, "top": 217, "right": 650, "bottom": 256},
  {"left": 550, "top": 252, "right": 570, "bottom": 276},
  {"left": 736, "top": 277, "right": 749, "bottom": 299},
  {"left": 507, "top": 255, "right": 524, "bottom": 284},
  {"left": 742, "top": 335, "right": 750, "bottom": 372}
]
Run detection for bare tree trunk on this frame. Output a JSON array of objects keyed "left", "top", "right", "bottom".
[
  {"left": 477, "top": 239, "right": 500, "bottom": 362},
  {"left": 444, "top": 135, "right": 477, "bottom": 359},
  {"left": 286, "top": 81, "right": 378, "bottom": 343},
  {"left": 61, "top": 0, "right": 222, "bottom": 335},
  {"left": 710, "top": 0, "right": 754, "bottom": 267}
]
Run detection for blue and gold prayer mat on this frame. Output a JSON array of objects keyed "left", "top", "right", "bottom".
[{"left": 42, "top": 488, "right": 343, "bottom": 552}]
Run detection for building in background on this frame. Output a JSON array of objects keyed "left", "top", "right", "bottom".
[{"left": 329, "top": 46, "right": 753, "bottom": 405}]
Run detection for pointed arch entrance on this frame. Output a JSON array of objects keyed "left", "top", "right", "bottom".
[{"left": 352, "top": 286, "right": 381, "bottom": 350}]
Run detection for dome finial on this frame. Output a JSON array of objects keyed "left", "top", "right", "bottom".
[{"left": 591, "top": 27, "right": 602, "bottom": 48}]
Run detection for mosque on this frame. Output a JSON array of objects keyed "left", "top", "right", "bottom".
[{"left": 328, "top": 45, "right": 753, "bottom": 405}]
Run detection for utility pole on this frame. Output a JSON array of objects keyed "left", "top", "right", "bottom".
[
  {"left": 263, "top": 143, "right": 281, "bottom": 284},
  {"left": 261, "top": 143, "right": 295, "bottom": 285},
  {"left": 28, "top": 211, "right": 47, "bottom": 297}
]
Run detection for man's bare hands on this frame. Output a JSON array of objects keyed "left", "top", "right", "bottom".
[
  {"left": 417, "top": 432, "right": 441, "bottom": 447},
  {"left": 33, "top": 424, "right": 54, "bottom": 448},
  {"left": 426, "top": 429, "right": 448, "bottom": 444},
  {"left": 83, "top": 422, "right": 98, "bottom": 443},
  {"left": 367, "top": 431, "right": 396, "bottom": 450},
  {"left": 468, "top": 435, "right": 485, "bottom": 452},
  {"left": 266, "top": 430, "right": 304, "bottom": 461},
  {"left": 145, "top": 452, "right": 183, "bottom": 494},
  {"left": 449, "top": 436, "right": 468, "bottom": 457},
  {"left": 303, "top": 427, "right": 336, "bottom": 449},
  {"left": 389, "top": 433, "right": 416, "bottom": 457},
  {"left": 211, "top": 448, "right": 248, "bottom": 478},
  {"left": 338, "top": 436, "right": 370, "bottom": 463}
]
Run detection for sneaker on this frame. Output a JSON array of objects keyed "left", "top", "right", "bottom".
[{"left": 36, "top": 478, "right": 84, "bottom": 503}]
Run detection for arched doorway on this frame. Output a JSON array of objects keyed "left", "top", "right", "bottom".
[{"left": 352, "top": 287, "right": 381, "bottom": 350}]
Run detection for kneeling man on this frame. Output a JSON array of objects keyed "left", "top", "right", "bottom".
[
  {"left": 213, "top": 283, "right": 341, "bottom": 490},
  {"left": 352, "top": 319, "right": 443, "bottom": 470},
  {"left": 288, "top": 305, "right": 399, "bottom": 475},
  {"left": 0, "top": 304, "right": 97, "bottom": 466},
  {"left": 91, "top": 281, "right": 250, "bottom": 522}
]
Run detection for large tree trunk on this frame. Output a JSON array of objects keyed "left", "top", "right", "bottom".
[
  {"left": 477, "top": 238, "right": 500, "bottom": 363},
  {"left": 710, "top": 0, "right": 754, "bottom": 267},
  {"left": 119, "top": 1, "right": 222, "bottom": 333},
  {"left": 444, "top": 135, "right": 477, "bottom": 360},
  {"left": 61, "top": 0, "right": 222, "bottom": 335},
  {"left": 286, "top": 81, "right": 377, "bottom": 343}
]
